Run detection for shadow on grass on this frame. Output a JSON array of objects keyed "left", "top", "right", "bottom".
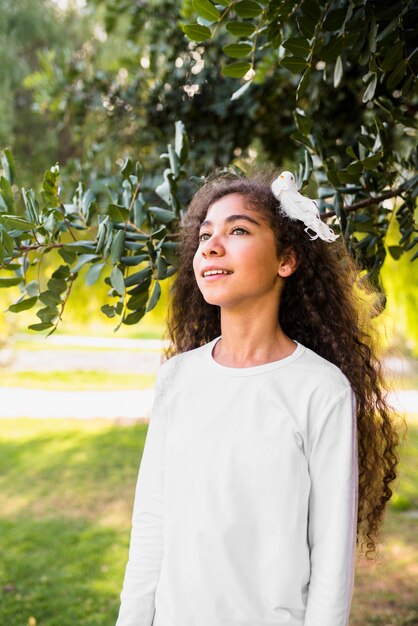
[{"left": 0, "top": 517, "right": 125, "bottom": 626}]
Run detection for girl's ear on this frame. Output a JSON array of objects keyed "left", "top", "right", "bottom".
[{"left": 277, "top": 248, "right": 299, "bottom": 278}]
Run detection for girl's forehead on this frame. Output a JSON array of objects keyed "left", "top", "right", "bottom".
[
  {"left": 204, "top": 193, "right": 263, "bottom": 221},
  {"left": 200, "top": 193, "right": 271, "bottom": 229}
]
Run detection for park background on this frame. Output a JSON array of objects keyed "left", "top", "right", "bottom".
[{"left": 0, "top": 1, "right": 417, "bottom": 625}]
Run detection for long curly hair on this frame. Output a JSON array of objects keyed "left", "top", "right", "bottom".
[{"left": 166, "top": 169, "right": 403, "bottom": 558}]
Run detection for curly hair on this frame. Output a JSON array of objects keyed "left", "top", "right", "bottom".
[{"left": 166, "top": 169, "right": 403, "bottom": 558}]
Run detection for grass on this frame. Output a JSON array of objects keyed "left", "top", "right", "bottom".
[
  {"left": 0, "top": 370, "right": 156, "bottom": 391},
  {"left": 0, "top": 416, "right": 417, "bottom": 626}
]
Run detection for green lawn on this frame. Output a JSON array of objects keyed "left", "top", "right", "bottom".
[{"left": 0, "top": 416, "right": 417, "bottom": 626}]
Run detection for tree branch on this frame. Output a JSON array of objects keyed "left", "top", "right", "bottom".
[{"left": 322, "top": 185, "right": 407, "bottom": 218}]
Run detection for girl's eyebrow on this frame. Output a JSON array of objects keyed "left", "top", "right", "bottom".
[{"left": 200, "top": 214, "right": 261, "bottom": 228}]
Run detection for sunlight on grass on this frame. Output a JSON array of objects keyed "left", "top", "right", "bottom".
[{"left": 0, "top": 370, "right": 155, "bottom": 390}]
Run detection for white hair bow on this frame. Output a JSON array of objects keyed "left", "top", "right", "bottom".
[{"left": 271, "top": 171, "right": 339, "bottom": 243}]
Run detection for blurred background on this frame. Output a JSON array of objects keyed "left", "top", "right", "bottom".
[{"left": 0, "top": 1, "right": 417, "bottom": 625}]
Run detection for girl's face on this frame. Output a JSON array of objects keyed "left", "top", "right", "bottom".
[{"left": 193, "top": 193, "right": 284, "bottom": 311}]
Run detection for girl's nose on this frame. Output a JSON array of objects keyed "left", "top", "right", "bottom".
[{"left": 201, "top": 235, "right": 225, "bottom": 257}]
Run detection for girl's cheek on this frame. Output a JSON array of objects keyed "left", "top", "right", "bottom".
[{"left": 192, "top": 253, "right": 201, "bottom": 283}]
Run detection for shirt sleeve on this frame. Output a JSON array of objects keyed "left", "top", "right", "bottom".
[
  {"left": 304, "top": 386, "right": 358, "bottom": 626},
  {"left": 115, "top": 361, "right": 169, "bottom": 626}
]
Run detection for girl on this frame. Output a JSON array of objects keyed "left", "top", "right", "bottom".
[{"left": 115, "top": 170, "right": 400, "bottom": 626}]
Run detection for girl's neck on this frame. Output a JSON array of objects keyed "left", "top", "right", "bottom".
[{"left": 215, "top": 310, "right": 296, "bottom": 368}]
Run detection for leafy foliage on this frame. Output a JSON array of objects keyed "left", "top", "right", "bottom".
[
  {"left": 182, "top": 0, "right": 418, "bottom": 288},
  {"left": 0, "top": 123, "right": 190, "bottom": 335}
]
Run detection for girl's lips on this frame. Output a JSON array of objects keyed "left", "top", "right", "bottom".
[{"left": 203, "top": 273, "right": 232, "bottom": 281}]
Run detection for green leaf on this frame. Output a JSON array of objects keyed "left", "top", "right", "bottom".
[
  {"left": 282, "top": 37, "right": 310, "bottom": 59},
  {"left": 362, "top": 153, "right": 382, "bottom": 169},
  {"left": 174, "top": 120, "right": 188, "bottom": 165},
  {"left": 58, "top": 246, "right": 77, "bottom": 265},
  {"left": 110, "top": 229, "right": 126, "bottom": 264},
  {"left": 182, "top": 23, "right": 212, "bottom": 42},
  {"left": 388, "top": 245, "right": 403, "bottom": 260},
  {"left": 0, "top": 276, "right": 22, "bottom": 288},
  {"left": 347, "top": 160, "right": 364, "bottom": 175},
  {"left": 120, "top": 254, "right": 148, "bottom": 266},
  {"left": 8, "top": 296, "right": 38, "bottom": 313},
  {"left": 26, "top": 280, "right": 40, "bottom": 297},
  {"left": 71, "top": 254, "right": 100, "bottom": 275},
  {"left": 231, "top": 80, "right": 253, "bottom": 101},
  {"left": 386, "top": 60, "right": 407, "bottom": 90},
  {"left": 368, "top": 16, "right": 377, "bottom": 54},
  {"left": 223, "top": 43, "right": 252, "bottom": 58},
  {"left": 296, "top": 67, "right": 311, "bottom": 99},
  {"left": 65, "top": 241, "right": 97, "bottom": 253},
  {"left": 0, "top": 228, "right": 14, "bottom": 256},
  {"left": 28, "top": 322, "right": 54, "bottom": 331},
  {"left": 339, "top": 170, "right": 360, "bottom": 184},
  {"left": 0, "top": 177, "right": 15, "bottom": 212},
  {"left": 155, "top": 170, "right": 172, "bottom": 205},
  {"left": 161, "top": 241, "right": 180, "bottom": 267},
  {"left": 362, "top": 74, "right": 377, "bottom": 102},
  {"left": 302, "top": 0, "right": 321, "bottom": 21},
  {"left": 108, "top": 204, "right": 130, "bottom": 222},
  {"left": 36, "top": 306, "right": 59, "bottom": 323},
  {"left": 39, "top": 290, "right": 61, "bottom": 307},
  {"left": 322, "top": 8, "right": 346, "bottom": 31},
  {"left": 193, "top": 0, "right": 220, "bottom": 22},
  {"left": 47, "top": 277, "right": 67, "bottom": 294},
  {"left": 1, "top": 149, "right": 16, "bottom": 185},
  {"left": 297, "top": 14, "right": 317, "bottom": 39},
  {"left": 101, "top": 304, "right": 116, "bottom": 318},
  {"left": 110, "top": 266, "right": 125, "bottom": 296},
  {"left": 52, "top": 264, "right": 71, "bottom": 278},
  {"left": 146, "top": 281, "right": 161, "bottom": 312},
  {"left": 294, "top": 111, "right": 313, "bottom": 134},
  {"left": 22, "top": 188, "right": 40, "bottom": 224},
  {"left": 85, "top": 262, "right": 106, "bottom": 286},
  {"left": 124, "top": 266, "right": 152, "bottom": 289},
  {"left": 333, "top": 56, "right": 343, "bottom": 88},
  {"left": 222, "top": 61, "right": 252, "bottom": 78},
  {"left": 126, "top": 290, "right": 149, "bottom": 311},
  {"left": 148, "top": 206, "right": 177, "bottom": 224},
  {"left": 103, "top": 229, "right": 114, "bottom": 260},
  {"left": 121, "top": 158, "right": 134, "bottom": 178},
  {"left": 0, "top": 215, "right": 35, "bottom": 231},
  {"left": 155, "top": 251, "right": 167, "bottom": 280},
  {"left": 226, "top": 22, "right": 256, "bottom": 37},
  {"left": 381, "top": 43, "right": 403, "bottom": 72},
  {"left": 123, "top": 309, "right": 146, "bottom": 325},
  {"left": 292, "top": 131, "right": 314, "bottom": 150},
  {"left": 280, "top": 56, "right": 308, "bottom": 74},
  {"left": 167, "top": 144, "right": 179, "bottom": 177},
  {"left": 235, "top": 1, "right": 263, "bottom": 18},
  {"left": 319, "top": 35, "right": 345, "bottom": 62}
]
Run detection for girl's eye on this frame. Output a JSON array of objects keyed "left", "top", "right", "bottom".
[
  {"left": 231, "top": 227, "right": 248, "bottom": 235},
  {"left": 198, "top": 227, "right": 248, "bottom": 241}
]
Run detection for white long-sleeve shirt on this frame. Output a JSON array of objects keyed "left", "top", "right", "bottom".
[{"left": 116, "top": 337, "right": 359, "bottom": 626}]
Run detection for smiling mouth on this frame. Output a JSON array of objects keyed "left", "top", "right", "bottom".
[{"left": 202, "top": 269, "right": 233, "bottom": 277}]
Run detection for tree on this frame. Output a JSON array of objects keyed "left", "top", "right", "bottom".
[
  {"left": 0, "top": 0, "right": 417, "bottom": 335},
  {"left": 0, "top": 0, "right": 92, "bottom": 184},
  {"left": 182, "top": 0, "right": 418, "bottom": 282}
]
